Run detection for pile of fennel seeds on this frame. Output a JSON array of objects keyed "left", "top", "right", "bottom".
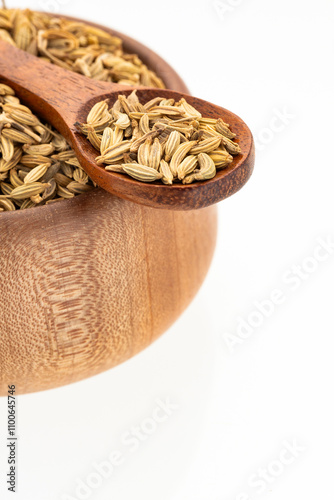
[
  {"left": 0, "top": 7, "right": 165, "bottom": 88},
  {"left": 77, "top": 92, "right": 241, "bottom": 184},
  {"left": 0, "top": 83, "right": 94, "bottom": 212},
  {"left": 0, "top": 7, "right": 168, "bottom": 211}
]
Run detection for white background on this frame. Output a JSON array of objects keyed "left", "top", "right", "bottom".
[{"left": 1, "top": 0, "right": 334, "bottom": 498}]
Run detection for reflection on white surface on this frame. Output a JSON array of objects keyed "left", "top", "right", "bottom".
[{"left": 2, "top": 293, "right": 215, "bottom": 500}]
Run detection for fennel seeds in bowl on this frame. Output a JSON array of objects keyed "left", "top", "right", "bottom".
[
  {"left": 0, "top": 83, "right": 94, "bottom": 211},
  {"left": 77, "top": 92, "right": 241, "bottom": 184},
  {"left": 0, "top": 7, "right": 168, "bottom": 211},
  {"left": 0, "top": 7, "right": 165, "bottom": 88}
]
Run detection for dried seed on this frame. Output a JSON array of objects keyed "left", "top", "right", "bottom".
[
  {"left": 105, "top": 164, "right": 124, "bottom": 173},
  {"left": 130, "top": 129, "right": 162, "bottom": 153},
  {"left": 9, "top": 168, "right": 23, "bottom": 188},
  {"left": 96, "top": 141, "right": 131, "bottom": 164},
  {"left": 143, "top": 97, "right": 165, "bottom": 110},
  {"left": 160, "top": 160, "right": 173, "bottom": 185},
  {"left": 87, "top": 125, "right": 102, "bottom": 150},
  {"left": 127, "top": 90, "right": 139, "bottom": 105},
  {"left": 0, "top": 84, "right": 15, "bottom": 96},
  {"left": 8, "top": 182, "right": 48, "bottom": 200},
  {"left": 177, "top": 155, "right": 198, "bottom": 180},
  {"left": 129, "top": 111, "right": 161, "bottom": 121},
  {"left": 131, "top": 119, "right": 142, "bottom": 142},
  {"left": 0, "top": 114, "right": 42, "bottom": 142},
  {"left": 65, "top": 157, "right": 81, "bottom": 168},
  {"left": 60, "top": 162, "right": 73, "bottom": 178},
  {"left": 115, "top": 111, "right": 131, "bottom": 130},
  {"left": 41, "top": 162, "right": 61, "bottom": 182},
  {"left": 0, "top": 134, "right": 14, "bottom": 161},
  {"left": 52, "top": 151, "right": 76, "bottom": 162},
  {"left": 199, "top": 117, "right": 222, "bottom": 127},
  {"left": 87, "top": 100, "right": 108, "bottom": 124},
  {"left": 18, "top": 170, "right": 28, "bottom": 181},
  {"left": 66, "top": 181, "right": 93, "bottom": 194},
  {"left": 0, "top": 198, "right": 15, "bottom": 211},
  {"left": 100, "top": 127, "right": 114, "bottom": 154},
  {"left": 137, "top": 139, "right": 152, "bottom": 166},
  {"left": 45, "top": 198, "right": 65, "bottom": 205},
  {"left": 209, "top": 149, "right": 233, "bottom": 169},
  {"left": 159, "top": 99, "right": 175, "bottom": 107},
  {"left": 164, "top": 131, "right": 181, "bottom": 162},
  {"left": 73, "top": 168, "right": 89, "bottom": 184},
  {"left": 30, "top": 194, "right": 43, "bottom": 204},
  {"left": 54, "top": 172, "right": 72, "bottom": 187},
  {"left": 195, "top": 153, "right": 216, "bottom": 180},
  {"left": 41, "top": 178, "right": 57, "bottom": 201},
  {"left": 3, "top": 96, "right": 21, "bottom": 105},
  {"left": 170, "top": 141, "right": 197, "bottom": 177},
  {"left": 150, "top": 105, "right": 185, "bottom": 117},
  {"left": 189, "top": 137, "right": 222, "bottom": 155},
  {"left": 8, "top": 109, "right": 40, "bottom": 127},
  {"left": 122, "top": 163, "right": 163, "bottom": 182},
  {"left": 0, "top": 147, "right": 22, "bottom": 172},
  {"left": 216, "top": 118, "right": 236, "bottom": 139},
  {"left": 147, "top": 138, "right": 162, "bottom": 170},
  {"left": 22, "top": 143, "right": 55, "bottom": 156},
  {"left": 118, "top": 95, "right": 133, "bottom": 115},
  {"left": 56, "top": 185, "right": 75, "bottom": 199},
  {"left": 0, "top": 28, "right": 16, "bottom": 46},
  {"left": 35, "top": 125, "right": 53, "bottom": 143},
  {"left": 113, "top": 126, "right": 124, "bottom": 145},
  {"left": 139, "top": 114, "right": 150, "bottom": 135},
  {"left": 124, "top": 123, "right": 133, "bottom": 138},
  {"left": 2, "top": 128, "right": 36, "bottom": 144},
  {"left": 154, "top": 121, "right": 193, "bottom": 137},
  {"left": 24, "top": 163, "right": 49, "bottom": 184},
  {"left": 182, "top": 173, "right": 197, "bottom": 185},
  {"left": 0, "top": 182, "right": 13, "bottom": 195},
  {"left": 178, "top": 98, "right": 202, "bottom": 119},
  {"left": 20, "top": 199, "right": 36, "bottom": 210},
  {"left": 20, "top": 155, "right": 52, "bottom": 167},
  {"left": 52, "top": 134, "right": 68, "bottom": 152},
  {"left": 220, "top": 136, "right": 242, "bottom": 155}
]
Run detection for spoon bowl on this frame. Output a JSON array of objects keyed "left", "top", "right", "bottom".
[{"left": 0, "top": 41, "right": 254, "bottom": 210}]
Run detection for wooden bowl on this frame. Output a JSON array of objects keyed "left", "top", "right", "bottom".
[{"left": 0, "top": 16, "right": 218, "bottom": 395}]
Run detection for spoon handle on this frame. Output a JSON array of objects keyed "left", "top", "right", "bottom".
[{"left": 0, "top": 41, "right": 121, "bottom": 131}]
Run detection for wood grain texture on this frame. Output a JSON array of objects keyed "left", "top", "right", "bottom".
[
  {"left": 0, "top": 20, "right": 218, "bottom": 395},
  {"left": 0, "top": 190, "right": 217, "bottom": 395},
  {"left": 0, "top": 31, "right": 254, "bottom": 210}
]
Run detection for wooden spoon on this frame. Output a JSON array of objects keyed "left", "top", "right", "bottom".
[{"left": 0, "top": 41, "right": 254, "bottom": 210}]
